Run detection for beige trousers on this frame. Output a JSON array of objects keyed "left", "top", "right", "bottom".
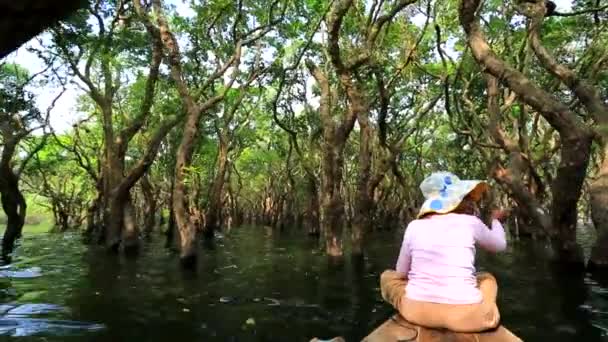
[{"left": 380, "top": 270, "right": 501, "bottom": 333}]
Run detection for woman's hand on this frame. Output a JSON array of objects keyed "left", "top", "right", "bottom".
[{"left": 491, "top": 209, "right": 509, "bottom": 222}]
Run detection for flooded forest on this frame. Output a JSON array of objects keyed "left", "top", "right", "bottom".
[{"left": 1, "top": 0, "right": 608, "bottom": 340}]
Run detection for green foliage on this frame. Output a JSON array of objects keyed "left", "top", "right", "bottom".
[
  {"left": 11, "top": 0, "right": 606, "bottom": 232},
  {"left": 0, "top": 63, "right": 41, "bottom": 130}
]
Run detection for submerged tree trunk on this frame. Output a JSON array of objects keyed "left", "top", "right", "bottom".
[
  {"left": 319, "top": 141, "right": 347, "bottom": 257},
  {"left": 551, "top": 135, "right": 592, "bottom": 267},
  {"left": 0, "top": 179, "right": 26, "bottom": 263},
  {"left": 121, "top": 195, "right": 139, "bottom": 254},
  {"left": 141, "top": 175, "right": 157, "bottom": 236},
  {"left": 306, "top": 60, "right": 357, "bottom": 258},
  {"left": 103, "top": 146, "right": 126, "bottom": 251},
  {"left": 85, "top": 178, "right": 104, "bottom": 244},
  {"left": 352, "top": 111, "right": 373, "bottom": 257},
  {"left": 205, "top": 137, "right": 229, "bottom": 238},
  {"left": 172, "top": 106, "right": 202, "bottom": 266},
  {"left": 52, "top": 201, "right": 70, "bottom": 232},
  {"left": 166, "top": 207, "right": 177, "bottom": 247},
  {"left": 0, "top": 135, "right": 28, "bottom": 262},
  {"left": 165, "top": 176, "right": 178, "bottom": 249},
  {"left": 588, "top": 151, "right": 608, "bottom": 269},
  {"left": 305, "top": 176, "right": 320, "bottom": 236}
]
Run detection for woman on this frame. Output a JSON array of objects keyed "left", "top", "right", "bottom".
[{"left": 380, "top": 171, "right": 508, "bottom": 333}]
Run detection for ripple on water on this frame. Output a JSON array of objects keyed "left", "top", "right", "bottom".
[
  {"left": 0, "top": 267, "right": 42, "bottom": 279},
  {"left": 0, "top": 317, "right": 105, "bottom": 337},
  {"left": 0, "top": 302, "right": 105, "bottom": 337}
]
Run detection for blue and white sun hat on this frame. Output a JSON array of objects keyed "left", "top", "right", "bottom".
[{"left": 417, "top": 171, "right": 488, "bottom": 219}]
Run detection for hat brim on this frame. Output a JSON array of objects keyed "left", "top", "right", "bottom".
[{"left": 416, "top": 180, "right": 487, "bottom": 219}]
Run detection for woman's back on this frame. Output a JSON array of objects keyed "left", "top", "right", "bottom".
[{"left": 396, "top": 213, "right": 506, "bottom": 305}]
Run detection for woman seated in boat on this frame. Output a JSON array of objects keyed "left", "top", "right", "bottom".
[{"left": 380, "top": 171, "right": 508, "bottom": 333}]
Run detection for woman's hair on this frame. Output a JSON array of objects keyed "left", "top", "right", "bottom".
[{"left": 451, "top": 196, "right": 480, "bottom": 216}]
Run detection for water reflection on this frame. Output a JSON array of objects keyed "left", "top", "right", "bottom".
[{"left": 0, "top": 226, "right": 606, "bottom": 341}]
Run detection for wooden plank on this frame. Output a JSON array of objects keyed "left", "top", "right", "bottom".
[{"left": 362, "top": 315, "right": 523, "bottom": 342}]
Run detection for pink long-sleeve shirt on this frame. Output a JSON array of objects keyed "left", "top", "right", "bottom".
[{"left": 396, "top": 213, "right": 507, "bottom": 304}]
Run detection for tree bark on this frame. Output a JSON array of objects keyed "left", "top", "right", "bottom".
[
  {"left": 141, "top": 174, "right": 157, "bottom": 236},
  {"left": 305, "top": 176, "right": 320, "bottom": 236},
  {"left": 0, "top": 179, "right": 26, "bottom": 263},
  {"left": 319, "top": 142, "right": 346, "bottom": 257},
  {"left": 352, "top": 111, "right": 373, "bottom": 257},
  {"left": 307, "top": 61, "right": 356, "bottom": 257},
  {"left": 0, "top": 137, "right": 27, "bottom": 262},
  {"left": 103, "top": 136, "right": 125, "bottom": 251},
  {"left": 172, "top": 106, "right": 202, "bottom": 265},
  {"left": 105, "top": 188, "right": 125, "bottom": 252},
  {"left": 122, "top": 196, "right": 139, "bottom": 254},
  {"left": 121, "top": 195, "right": 139, "bottom": 254},
  {"left": 590, "top": 152, "right": 608, "bottom": 269},
  {"left": 84, "top": 178, "right": 103, "bottom": 244},
  {"left": 204, "top": 136, "right": 229, "bottom": 238}
]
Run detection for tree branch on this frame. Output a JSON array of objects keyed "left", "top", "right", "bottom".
[
  {"left": 119, "top": 1, "right": 165, "bottom": 154},
  {"left": 552, "top": 4, "right": 608, "bottom": 17},
  {"left": 524, "top": 3, "right": 608, "bottom": 133},
  {"left": 119, "top": 114, "right": 182, "bottom": 194},
  {"left": 459, "top": 0, "right": 592, "bottom": 139},
  {"left": 326, "top": 0, "right": 353, "bottom": 74}
]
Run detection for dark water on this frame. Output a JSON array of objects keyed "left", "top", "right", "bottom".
[{"left": 1, "top": 226, "right": 608, "bottom": 341}]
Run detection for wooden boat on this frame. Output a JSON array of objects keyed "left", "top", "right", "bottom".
[
  {"left": 362, "top": 315, "right": 523, "bottom": 342},
  {"left": 310, "top": 314, "right": 523, "bottom": 342}
]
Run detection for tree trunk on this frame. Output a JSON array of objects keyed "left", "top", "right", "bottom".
[
  {"left": 588, "top": 148, "right": 608, "bottom": 269},
  {"left": 165, "top": 207, "right": 177, "bottom": 249},
  {"left": 85, "top": 193, "right": 102, "bottom": 243},
  {"left": 56, "top": 207, "right": 70, "bottom": 232},
  {"left": 550, "top": 135, "right": 592, "bottom": 269},
  {"left": 106, "top": 190, "right": 126, "bottom": 252},
  {"left": 84, "top": 176, "right": 104, "bottom": 244},
  {"left": 121, "top": 195, "right": 139, "bottom": 254},
  {"left": 305, "top": 176, "right": 320, "bottom": 236},
  {"left": 306, "top": 62, "right": 357, "bottom": 258},
  {"left": 0, "top": 181, "right": 26, "bottom": 263},
  {"left": 141, "top": 175, "right": 157, "bottom": 236},
  {"left": 172, "top": 107, "right": 202, "bottom": 267},
  {"left": 320, "top": 142, "right": 345, "bottom": 257},
  {"left": 205, "top": 138, "right": 229, "bottom": 238},
  {"left": 352, "top": 112, "right": 373, "bottom": 257},
  {"left": 102, "top": 117, "right": 126, "bottom": 250}
]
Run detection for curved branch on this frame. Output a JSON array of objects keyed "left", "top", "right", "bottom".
[
  {"left": 326, "top": 0, "right": 353, "bottom": 74},
  {"left": 525, "top": 4, "right": 608, "bottom": 131},
  {"left": 119, "top": 114, "right": 182, "bottom": 194}
]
